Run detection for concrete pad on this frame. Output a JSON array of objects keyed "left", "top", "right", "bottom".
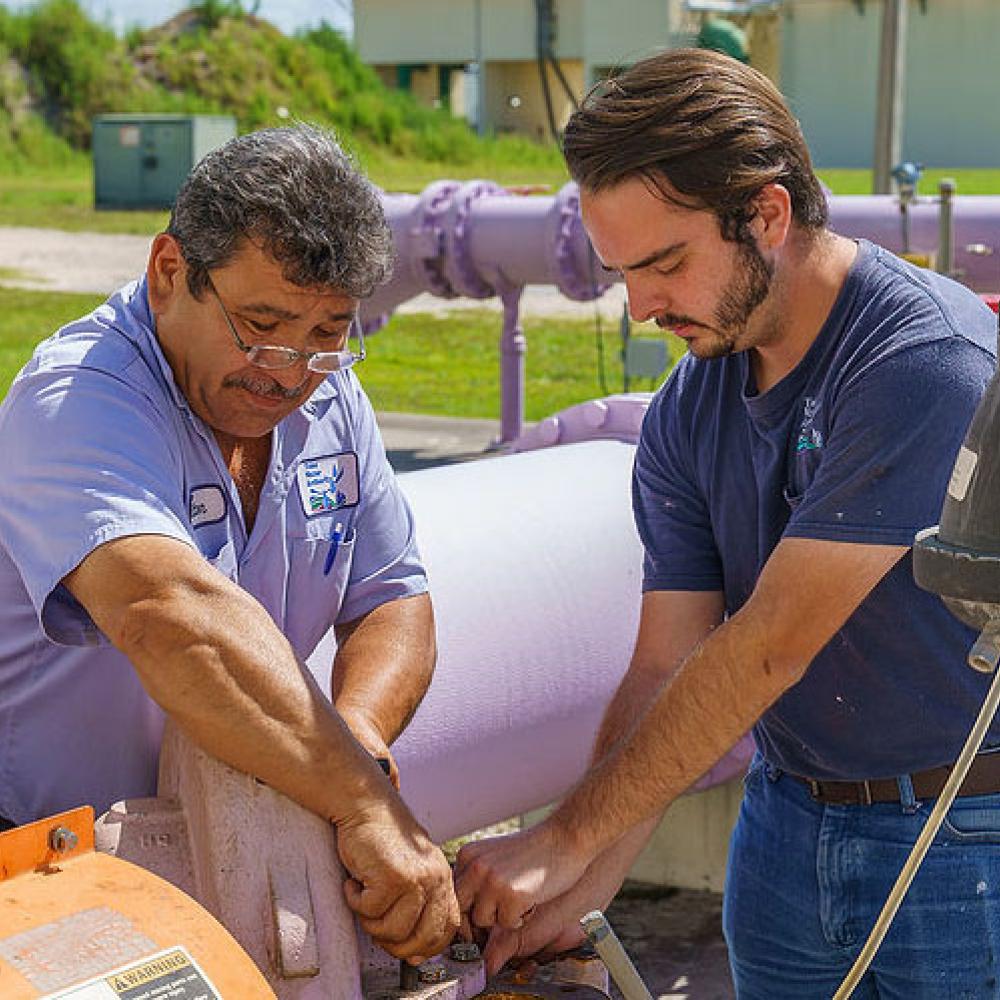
[
  {"left": 607, "top": 884, "right": 733, "bottom": 1000},
  {"left": 376, "top": 410, "right": 505, "bottom": 472}
]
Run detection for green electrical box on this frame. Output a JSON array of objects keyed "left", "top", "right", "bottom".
[{"left": 92, "top": 114, "right": 237, "bottom": 210}]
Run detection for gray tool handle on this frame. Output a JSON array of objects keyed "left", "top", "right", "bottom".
[{"left": 579, "top": 909, "right": 654, "bottom": 1000}]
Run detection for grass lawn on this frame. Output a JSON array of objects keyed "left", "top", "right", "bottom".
[
  {"left": 0, "top": 155, "right": 570, "bottom": 235},
  {"left": 361, "top": 309, "right": 685, "bottom": 421},
  {"left": 5, "top": 162, "right": 1000, "bottom": 236},
  {"left": 0, "top": 286, "right": 683, "bottom": 418},
  {"left": 0, "top": 286, "right": 105, "bottom": 395},
  {"left": 815, "top": 167, "right": 1000, "bottom": 196},
  {"left": 0, "top": 171, "right": 170, "bottom": 235},
  {"left": 1, "top": 160, "right": 994, "bottom": 416}
]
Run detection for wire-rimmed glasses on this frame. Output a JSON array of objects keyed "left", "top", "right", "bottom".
[{"left": 206, "top": 275, "right": 365, "bottom": 373}]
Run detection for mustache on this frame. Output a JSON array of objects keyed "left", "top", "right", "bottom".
[
  {"left": 655, "top": 314, "right": 704, "bottom": 331},
  {"left": 224, "top": 374, "right": 310, "bottom": 400}
]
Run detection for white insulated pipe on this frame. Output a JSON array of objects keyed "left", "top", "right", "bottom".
[
  {"left": 309, "top": 430, "right": 752, "bottom": 840},
  {"left": 309, "top": 439, "right": 643, "bottom": 840}
]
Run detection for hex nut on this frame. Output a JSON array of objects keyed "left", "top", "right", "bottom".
[{"left": 450, "top": 941, "right": 481, "bottom": 962}]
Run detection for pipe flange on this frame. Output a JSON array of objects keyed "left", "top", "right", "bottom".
[
  {"left": 415, "top": 180, "right": 463, "bottom": 298},
  {"left": 511, "top": 394, "right": 651, "bottom": 453},
  {"left": 549, "top": 181, "right": 615, "bottom": 302},
  {"left": 913, "top": 526, "right": 1000, "bottom": 604},
  {"left": 447, "top": 180, "right": 508, "bottom": 299}
]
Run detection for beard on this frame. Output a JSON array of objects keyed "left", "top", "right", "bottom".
[{"left": 657, "top": 238, "right": 775, "bottom": 359}]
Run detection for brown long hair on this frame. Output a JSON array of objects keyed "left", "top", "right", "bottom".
[{"left": 563, "top": 48, "right": 827, "bottom": 242}]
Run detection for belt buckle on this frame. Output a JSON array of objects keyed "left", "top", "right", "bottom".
[
  {"left": 859, "top": 780, "right": 873, "bottom": 806},
  {"left": 808, "top": 779, "right": 821, "bottom": 799}
]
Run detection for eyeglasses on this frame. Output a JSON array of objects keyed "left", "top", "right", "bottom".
[{"left": 206, "top": 275, "right": 365, "bottom": 373}]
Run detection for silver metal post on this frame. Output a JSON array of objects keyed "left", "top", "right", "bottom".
[
  {"left": 474, "top": 0, "right": 485, "bottom": 137},
  {"left": 579, "top": 910, "right": 654, "bottom": 1000},
  {"left": 873, "top": 0, "right": 909, "bottom": 194},
  {"left": 937, "top": 177, "right": 956, "bottom": 277}
]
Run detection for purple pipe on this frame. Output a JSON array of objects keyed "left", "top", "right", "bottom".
[
  {"left": 365, "top": 182, "right": 1000, "bottom": 441},
  {"left": 306, "top": 394, "right": 752, "bottom": 841},
  {"left": 828, "top": 196, "right": 1000, "bottom": 291}
]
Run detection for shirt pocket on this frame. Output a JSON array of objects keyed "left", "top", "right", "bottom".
[
  {"left": 785, "top": 433, "right": 826, "bottom": 510},
  {"left": 283, "top": 523, "right": 357, "bottom": 656}
]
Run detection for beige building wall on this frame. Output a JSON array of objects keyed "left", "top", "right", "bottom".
[
  {"left": 408, "top": 66, "right": 441, "bottom": 107},
  {"left": 355, "top": 0, "right": 681, "bottom": 136},
  {"left": 746, "top": 11, "right": 782, "bottom": 86},
  {"left": 372, "top": 65, "right": 395, "bottom": 89},
  {"left": 485, "top": 59, "right": 585, "bottom": 140},
  {"left": 581, "top": 0, "right": 675, "bottom": 79}
]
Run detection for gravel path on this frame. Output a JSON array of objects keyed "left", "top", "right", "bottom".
[{"left": 0, "top": 225, "right": 629, "bottom": 319}]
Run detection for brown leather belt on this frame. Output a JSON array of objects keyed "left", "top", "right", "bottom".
[{"left": 791, "top": 752, "right": 1000, "bottom": 806}]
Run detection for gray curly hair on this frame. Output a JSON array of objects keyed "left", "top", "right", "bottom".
[{"left": 167, "top": 124, "right": 392, "bottom": 300}]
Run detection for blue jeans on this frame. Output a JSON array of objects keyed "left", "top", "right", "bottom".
[{"left": 723, "top": 755, "right": 1000, "bottom": 998}]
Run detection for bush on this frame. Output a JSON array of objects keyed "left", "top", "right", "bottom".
[{"left": 0, "top": 0, "right": 564, "bottom": 174}]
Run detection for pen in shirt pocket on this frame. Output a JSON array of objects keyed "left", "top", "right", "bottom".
[{"left": 323, "top": 520, "right": 345, "bottom": 576}]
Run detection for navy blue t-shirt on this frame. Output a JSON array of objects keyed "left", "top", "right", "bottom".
[{"left": 634, "top": 240, "right": 998, "bottom": 780}]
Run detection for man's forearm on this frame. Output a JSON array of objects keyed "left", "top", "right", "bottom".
[
  {"left": 584, "top": 590, "right": 724, "bottom": 848},
  {"left": 333, "top": 592, "right": 435, "bottom": 746},
  {"left": 90, "top": 556, "right": 394, "bottom": 825},
  {"left": 552, "top": 606, "right": 787, "bottom": 859}
]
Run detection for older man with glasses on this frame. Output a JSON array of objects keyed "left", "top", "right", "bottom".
[{"left": 0, "top": 124, "right": 458, "bottom": 966}]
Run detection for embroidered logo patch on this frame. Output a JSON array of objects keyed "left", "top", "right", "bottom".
[
  {"left": 189, "top": 485, "right": 226, "bottom": 527},
  {"left": 296, "top": 452, "right": 360, "bottom": 517},
  {"left": 796, "top": 396, "right": 824, "bottom": 453}
]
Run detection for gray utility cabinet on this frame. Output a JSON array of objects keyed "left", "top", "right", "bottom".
[{"left": 93, "top": 114, "right": 236, "bottom": 210}]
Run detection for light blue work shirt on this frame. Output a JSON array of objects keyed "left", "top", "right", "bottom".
[{"left": 0, "top": 278, "right": 426, "bottom": 824}]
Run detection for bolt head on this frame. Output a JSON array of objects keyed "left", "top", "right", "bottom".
[
  {"left": 48, "top": 827, "right": 78, "bottom": 854},
  {"left": 417, "top": 964, "right": 448, "bottom": 984},
  {"left": 450, "top": 941, "right": 481, "bottom": 962}
]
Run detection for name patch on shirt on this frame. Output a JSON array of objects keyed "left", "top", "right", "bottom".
[
  {"left": 296, "top": 452, "right": 360, "bottom": 517},
  {"left": 189, "top": 485, "right": 226, "bottom": 527}
]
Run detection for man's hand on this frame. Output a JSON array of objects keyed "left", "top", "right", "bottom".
[
  {"left": 454, "top": 822, "right": 593, "bottom": 933},
  {"left": 481, "top": 886, "right": 587, "bottom": 977},
  {"left": 337, "top": 798, "right": 460, "bottom": 964},
  {"left": 474, "top": 819, "right": 656, "bottom": 976}
]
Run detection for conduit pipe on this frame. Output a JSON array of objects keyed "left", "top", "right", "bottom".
[{"left": 365, "top": 181, "right": 1000, "bottom": 443}]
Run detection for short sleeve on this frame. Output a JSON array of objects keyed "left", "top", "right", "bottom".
[
  {"left": 632, "top": 374, "right": 724, "bottom": 592},
  {"left": 0, "top": 369, "right": 194, "bottom": 644},
  {"left": 335, "top": 374, "right": 427, "bottom": 623},
  {"left": 785, "top": 337, "right": 994, "bottom": 544}
]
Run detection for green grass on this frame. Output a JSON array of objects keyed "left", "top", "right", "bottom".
[
  {"left": 0, "top": 170, "right": 170, "bottom": 234},
  {"left": 362, "top": 309, "right": 679, "bottom": 421},
  {"left": 815, "top": 168, "right": 1000, "bottom": 196},
  {"left": 0, "top": 285, "right": 104, "bottom": 394},
  {"left": 3, "top": 164, "right": 998, "bottom": 235},
  {"left": 360, "top": 149, "right": 570, "bottom": 194},
  {"left": 0, "top": 155, "right": 567, "bottom": 233},
  {"left": 0, "top": 287, "right": 682, "bottom": 417}
]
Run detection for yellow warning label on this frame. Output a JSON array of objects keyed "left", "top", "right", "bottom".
[
  {"left": 41, "top": 945, "right": 221, "bottom": 999},
  {"left": 105, "top": 950, "right": 189, "bottom": 993}
]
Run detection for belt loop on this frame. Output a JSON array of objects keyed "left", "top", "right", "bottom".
[
  {"left": 897, "top": 774, "right": 918, "bottom": 814},
  {"left": 764, "top": 761, "right": 782, "bottom": 783}
]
